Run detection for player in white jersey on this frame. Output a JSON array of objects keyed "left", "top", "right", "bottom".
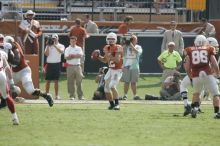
[{"left": 0, "top": 49, "right": 19, "bottom": 125}]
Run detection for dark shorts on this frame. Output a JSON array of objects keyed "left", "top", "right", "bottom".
[{"left": 45, "top": 63, "right": 61, "bottom": 80}]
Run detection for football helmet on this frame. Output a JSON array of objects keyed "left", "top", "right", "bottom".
[
  {"left": 4, "top": 36, "right": 15, "bottom": 44},
  {"left": 194, "top": 35, "right": 208, "bottom": 46},
  {"left": 207, "top": 37, "right": 219, "bottom": 54},
  {"left": 106, "top": 32, "right": 117, "bottom": 45}
]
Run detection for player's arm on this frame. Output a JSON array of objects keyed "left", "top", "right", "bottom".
[
  {"left": 10, "top": 48, "right": 21, "bottom": 66},
  {"left": 98, "top": 46, "right": 108, "bottom": 63},
  {"left": 210, "top": 55, "right": 220, "bottom": 78},
  {"left": 2, "top": 56, "right": 14, "bottom": 85},
  {"left": 184, "top": 55, "right": 192, "bottom": 79}
]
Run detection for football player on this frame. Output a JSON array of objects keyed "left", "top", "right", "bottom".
[
  {"left": 0, "top": 48, "right": 19, "bottom": 125},
  {"left": 1, "top": 36, "right": 53, "bottom": 107},
  {"left": 97, "top": 32, "right": 123, "bottom": 110},
  {"left": 184, "top": 35, "right": 220, "bottom": 118},
  {"left": 180, "top": 36, "right": 220, "bottom": 116},
  {"left": 0, "top": 34, "right": 21, "bottom": 109}
]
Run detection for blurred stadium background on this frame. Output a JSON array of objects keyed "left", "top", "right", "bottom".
[{"left": 0, "top": 0, "right": 219, "bottom": 75}]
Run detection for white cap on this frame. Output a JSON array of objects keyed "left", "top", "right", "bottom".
[
  {"left": 168, "top": 42, "right": 175, "bottom": 46},
  {"left": 25, "top": 10, "right": 35, "bottom": 18},
  {"left": 52, "top": 34, "right": 59, "bottom": 39}
]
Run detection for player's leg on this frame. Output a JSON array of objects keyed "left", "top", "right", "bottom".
[
  {"left": 191, "top": 77, "right": 203, "bottom": 118},
  {"left": 20, "top": 67, "right": 53, "bottom": 107},
  {"left": 206, "top": 75, "right": 220, "bottom": 118},
  {"left": 109, "top": 69, "right": 122, "bottom": 110},
  {"left": 104, "top": 69, "right": 115, "bottom": 110},
  {"left": 0, "top": 71, "right": 19, "bottom": 125},
  {"left": 180, "top": 75, "right": 191, "bottom": 116}
]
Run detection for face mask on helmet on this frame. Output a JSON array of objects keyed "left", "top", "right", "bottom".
[
  {"left": 4, "top": 36, "right": 15, "bottom": 44},
  {"left": 207, "top": 37, "right": 219, "bottom": 54},
  {"left": 194, "top": 35, "right": 208, "bottom": 46},
  {"left": 106, "top": 33, "right": 117, "bottom": 45}
]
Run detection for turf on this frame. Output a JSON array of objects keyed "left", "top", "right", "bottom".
[
  {"left": 39, "top": 74, "right": 171, "bottom": 100},
  {"left": 1, "top": 74, "right": 218, "bottom": 146},
  {"left": 0, "top": 104, "right": 220, "bottom": 146}
]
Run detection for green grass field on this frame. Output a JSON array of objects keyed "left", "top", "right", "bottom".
[
  {"left": 1, "top": 75, "right": 220, "bottom": 146},
  {"left": 39, "top": 74, "right": 169, "bottom": 100}
]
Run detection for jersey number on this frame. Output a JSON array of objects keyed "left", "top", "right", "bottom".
[{"left": 192, "top": 50, "right": 208, "bottom": 64}]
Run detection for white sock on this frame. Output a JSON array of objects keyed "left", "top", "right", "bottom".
[
  {"left": 183, "top": 99, "right": 189, "bottom": 107},
  {"left": 12, "top": 113, "right": 18, "bottom": 119}
]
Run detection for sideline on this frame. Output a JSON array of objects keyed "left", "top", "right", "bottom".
[{"left": 17, "top": 99, "right": 212, "bottom": 105}]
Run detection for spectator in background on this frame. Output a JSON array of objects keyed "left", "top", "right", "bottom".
[
  {"left": 159, "top": 72, "right": 181, "bottom": 100},
  {"left": 65, "top": 36, "right": 84, "bottom": 100},
  {"left": 118, "top": 15, "right": 134, "bottom": 34},
  {"left": 158, "top": 42, "right": 182, "bottom": 82},
  {"left": 92, "top": 66, "right": 108, "bottom": 100},
  {"left": 145, "top": 72, "right": 182, "bottom": 100},
  {"left": 198, "top": 18, "right": 216, "bottom": 37},
  {"left": 19, "top": 10, "right": 42, "bottom": 54},
  {"left": 120, "top": 34, "right": 143, "bottom": 100},
  {"left": 84, "top": 14, "right": 99, "bottom": 34},
  {"left": 44, "top": 34, "right": 65, "bottom": 100},
  {"left": 69, "top": 18, "right": 88, "bottom": 72},
  {"left": 153, "top": 0, "right": 167, "bottom": 15},
  {"left": 161, "top": 21, "right": 184, "bottom": 56}
]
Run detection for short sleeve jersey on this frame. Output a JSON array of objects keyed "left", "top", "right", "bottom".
[
  {"left": 185, "top": 46, "right": 215, "bottom": 77},
  {"left": 104, "top": 44, "right": 123, "bottom": 70}
]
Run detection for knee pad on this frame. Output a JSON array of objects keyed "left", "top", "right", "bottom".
[{"left": 181, "top": 91, "right": 188, "bottom": 99}]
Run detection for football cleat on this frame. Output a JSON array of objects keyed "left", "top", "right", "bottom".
[
  {"left": 114, "top": 104, "right": 120, "bottom": 110},
  {"left": 191, "top": 108, "right": 198, "bottom": 118},
  {"left": 45, "top": 94, "right": 54, "bottom": 107},
  {"left": 108, "top": 105, "right": 115, "bottom": 110},
  {"left": 133, "top": 96, "right": 141, "bottom": 100},
  {"left": 183, "top": 104, "right": 191, "bottom": 116},
  {"left": 12, "top": 117, "right": 19, "bottom": 125},
  {"left": 214, "top": 113, "right": 220, "bottom": 119},
  {"left": 123, "top": 95, "right": 128, "bottom": 100}
]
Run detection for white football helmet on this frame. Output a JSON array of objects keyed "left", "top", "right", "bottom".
[
  {"left": 207, "top": 37, "right": 219, "bottom": 54},
  {"left": 106, "top": 32, "right": 117, "bottom": 45},
  {"left": 194, "top": 35, "right": 208, "bottom": 46},
  {"left": 4, "top": 36, "right": 15, "bottom": 44}
]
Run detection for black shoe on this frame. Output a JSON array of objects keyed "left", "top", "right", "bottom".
[
  {"left": 183, "top": 104, "right": 191, "bottom": 116},
  {"left": 108, "top": 105, "right": 115, "bottom": 110},
  {"left": 214, "top": 113, "right": 220, "bottom": 119},
  {"left": 0, "top": 99, "right": 7, "bottom": 109},
  {"left": 114, "top": 104, "right": 120, "bottom": 110},
  {"left": 133, "top": 96, "right": 141, "bottom": 100},
  {"left": 45, "top": 94, "right": 54, "bottom": 107},
  {"left": 191, "top": 108, "right": 198, "bottom": 118}
]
